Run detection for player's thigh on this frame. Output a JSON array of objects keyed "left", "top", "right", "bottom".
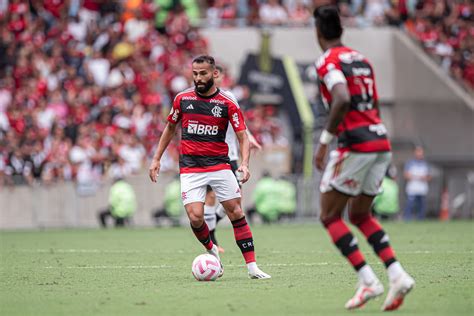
[
  {"left": 320, "top": 190, "right": 351, "bottom": 222},
  {"left": 320, "top": 150, "right": 377, "bottom": 196},
  {"left": 180, "top": 173, "right": 208, "bottom": 205},
  {"left": 361, "top": 152, "right": 392, "bottom": 196},
  {"left": 208, "top": 169, "right": 241, "bottom": 203},
  {"left": 348, "top": 194, "right": 375, "bottom": 221}
]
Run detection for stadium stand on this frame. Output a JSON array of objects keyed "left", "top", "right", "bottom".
[{"left": 0, "top": 0, "right": 286, "bottom": 187}]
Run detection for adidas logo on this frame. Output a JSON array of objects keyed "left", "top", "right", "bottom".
[
  {"left": 186, "top": 104, "right": 194, "bottom": 110},
  {"left": 349, "top": 237, "right": 358, "bottom": 247},
  {"left": 380, "top": 234, "right": 390, "bottom": 243}
]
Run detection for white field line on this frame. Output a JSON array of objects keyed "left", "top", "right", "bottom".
[
  {"left": 18, "top": 249, "right": 474, "bottom": 254},
  {"left": 43, "top": 262, "right": 347, "bottom": 270}
]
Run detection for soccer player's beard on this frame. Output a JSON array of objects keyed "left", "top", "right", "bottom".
[{"left": 194, "top": 77, "right": 215, "bottom": 94}]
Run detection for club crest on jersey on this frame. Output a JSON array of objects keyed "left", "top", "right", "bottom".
[{"left": 211, "top": 106, "right": 222, "bottom": 117}]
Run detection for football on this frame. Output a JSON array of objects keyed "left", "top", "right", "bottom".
[{"left": 191, "top": 254, "right": 221, "bottom": 281}]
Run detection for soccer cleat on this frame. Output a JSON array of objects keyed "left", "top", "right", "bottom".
[
  {"left": 207, "top": 245, "right": 224, "bottom": 278},
  {"left": 381, "top": 272, "right": 415, "bottom": 311},
  {"left": 345, "top": 279, "right": 384, "bottom": 310},
  {"left": 248, "top": 267, "right": 271, "bottom": 280}
]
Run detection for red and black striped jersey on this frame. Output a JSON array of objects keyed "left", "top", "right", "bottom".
[
  {"left": 316, "top": 46, "right": 391, "bottom": 153},
  {"left": 167, "top": 88, "right": 246, "bottom": 174}
]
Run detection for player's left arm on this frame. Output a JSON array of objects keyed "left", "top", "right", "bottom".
[
  {"left": 315, "top": 80, "right": 351, "bottom": 171},
  {"left": 228, "top": 97, "right": 251, "bottom": 183},
  {"left": 235, "top": 130, "right": 250, "bottom": 183}
]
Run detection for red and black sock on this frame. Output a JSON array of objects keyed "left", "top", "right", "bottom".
[
  {"left": 351, "top": 214, "right": 397, "bottom": 268},
  {"left": 232, "top": 216, "right": 255, "bottom": 263},
  {"left": 191, "top": 222, "right": 214, "bottom": 250},
  {"left": 323, "top": 217, "right": 366, "bottom": 271}
]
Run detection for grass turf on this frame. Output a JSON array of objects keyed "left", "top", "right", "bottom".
[{"left": 0, "top": 221, "right": 473, "bottom": 316}]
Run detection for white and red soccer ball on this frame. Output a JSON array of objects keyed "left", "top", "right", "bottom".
[{"left": 191, "top": 254, "right": 221, "bottom": 281}]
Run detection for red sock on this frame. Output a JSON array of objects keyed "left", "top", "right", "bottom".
[
  {"left": 323, "top": 217, "right": 366, "bottom": 271},
  {"left": 191, "top": 222, "right": 214, "bottom": 250},
  {"left": 232, "top": 217, "right": 255, "bottom": 263},
  {"left": 351, "top": 214, "right": 397, "bottom": 268}
]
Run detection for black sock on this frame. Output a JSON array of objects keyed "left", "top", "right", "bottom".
[{"left": 209, "top": 229, "right": 218, "bottom": 245}]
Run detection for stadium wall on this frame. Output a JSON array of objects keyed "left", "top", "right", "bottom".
[{"left": 0, "top": 149, "right": 292, "bottom": 229}]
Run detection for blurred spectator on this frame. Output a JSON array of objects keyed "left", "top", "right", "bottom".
[
  {"left": 404, "top": 146, "right": 432, "bottom": 220},
  {"left": 288, "top": 1, "right": 312, "bottom": 26},
  {"left": 69, "top": 135, "right": 101, "bottom": 195},
  {"left": 118, "top": 134, "right": 146, "bottom": 173},
  {"left": 373, "top": 165, "right": 400, "bottom": 220},
  {"left": 248, "top": 171, "right": 280, "bottom": 223},
  {"left": 259, "top": 0, "right": 289, "bottom": 26},
  {"left": 5, "top": 147, "right": 33, "bottom": 185},
  {"left": 98, "top": 178, "right": 137, "bottom": 228},
  {"left": 206, "top": 0, "right": 238, "bottom": 28},
  {"left": 275, "top": 175, "right": 297, "bottom": 221},
  {"left": 152, "top": 176, "right": 185, "bottom": 226},
  {"left": 245, "top": 104, "right": 287, "bottom": 148}
]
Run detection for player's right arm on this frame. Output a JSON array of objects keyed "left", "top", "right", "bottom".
[
  {"left": 149, "top": 122, "right": 178, "bottom": 182},
  {"left": 149, "top": 96, "right": 182, "bottom": 182},
  {"left": 314, "top": 59, "right": 351, "bottom": 171}
]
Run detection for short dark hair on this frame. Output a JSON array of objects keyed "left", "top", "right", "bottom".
[
  {"left": 215, "top": 65, "right": 224, "bottom": 73},
  {"left": 313, "top": 5, "right": 343, "bottom": 40},
  {"left": 192, "top": 55, "right": 216, "bottom": 68}
]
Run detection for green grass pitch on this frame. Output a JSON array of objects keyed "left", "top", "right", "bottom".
[{"left": 1, "top": 221, "right": 473, "bottom": 316}]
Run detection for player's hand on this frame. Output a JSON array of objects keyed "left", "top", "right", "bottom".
[
  {"left": 148, "top": 159, "right": 161, "bottom": 183},
  {"left": 314, "top": 144, "right": 328, "bottom": 171},
  {"left": 237, "top": 165, "right": 250, "bottom": 184}
]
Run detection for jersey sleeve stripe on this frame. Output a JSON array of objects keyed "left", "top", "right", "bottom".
[
  {"left": 220, "top": 90, "right": 240, "bottom": 109},
  {"left": 173, "top": 87, "right": 194, "bottom": 101}
]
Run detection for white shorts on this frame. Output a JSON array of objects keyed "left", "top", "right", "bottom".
[
  {"left": 320, "top": 150, "right": 392, "bottom": 196},
  {"left": 180, "top": 169, "right": 241, "bottom": 205}
]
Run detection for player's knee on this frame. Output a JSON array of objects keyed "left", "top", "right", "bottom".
[
  {"left": 320, "top": 213, "right": 341, "bottom": 228},
  {"left": 189, "top": 216, "right": 204, "bottom": 228},
  {"left": 187, "top": 210, "right": 204, "bottom": 227},
  {"left": 225, "top": 205, "right": 244, "bottom": 220},
  {"left": 349, "top": 212, "right": 371, "bottom": 226}
]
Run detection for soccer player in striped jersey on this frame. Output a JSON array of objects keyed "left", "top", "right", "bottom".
[
  {"left": 313, "top": 6, "right": 414, "bottom": 311},
  {"left": 204, "top": 65, "right": 262, "bottom": 253},
  {"left": 149, "top": 55, "right": 270, "bottom": 280}
]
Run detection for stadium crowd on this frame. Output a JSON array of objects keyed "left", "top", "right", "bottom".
[
  {"left": 0, "top": 0, "right": 284, "bottom": 187},
  {"left": 0, "top": 0, "right": 471, "bottom": 187}
]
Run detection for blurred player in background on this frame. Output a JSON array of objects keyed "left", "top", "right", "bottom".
[
  {"left": 313, "top": 6, "right": 414, "bottom": 311},
  {"left": 204, "top": 65, "right": 262, "bottom": 253},
  {"left": 149, "top": 55, "right": 270, "bottom": 279}
]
